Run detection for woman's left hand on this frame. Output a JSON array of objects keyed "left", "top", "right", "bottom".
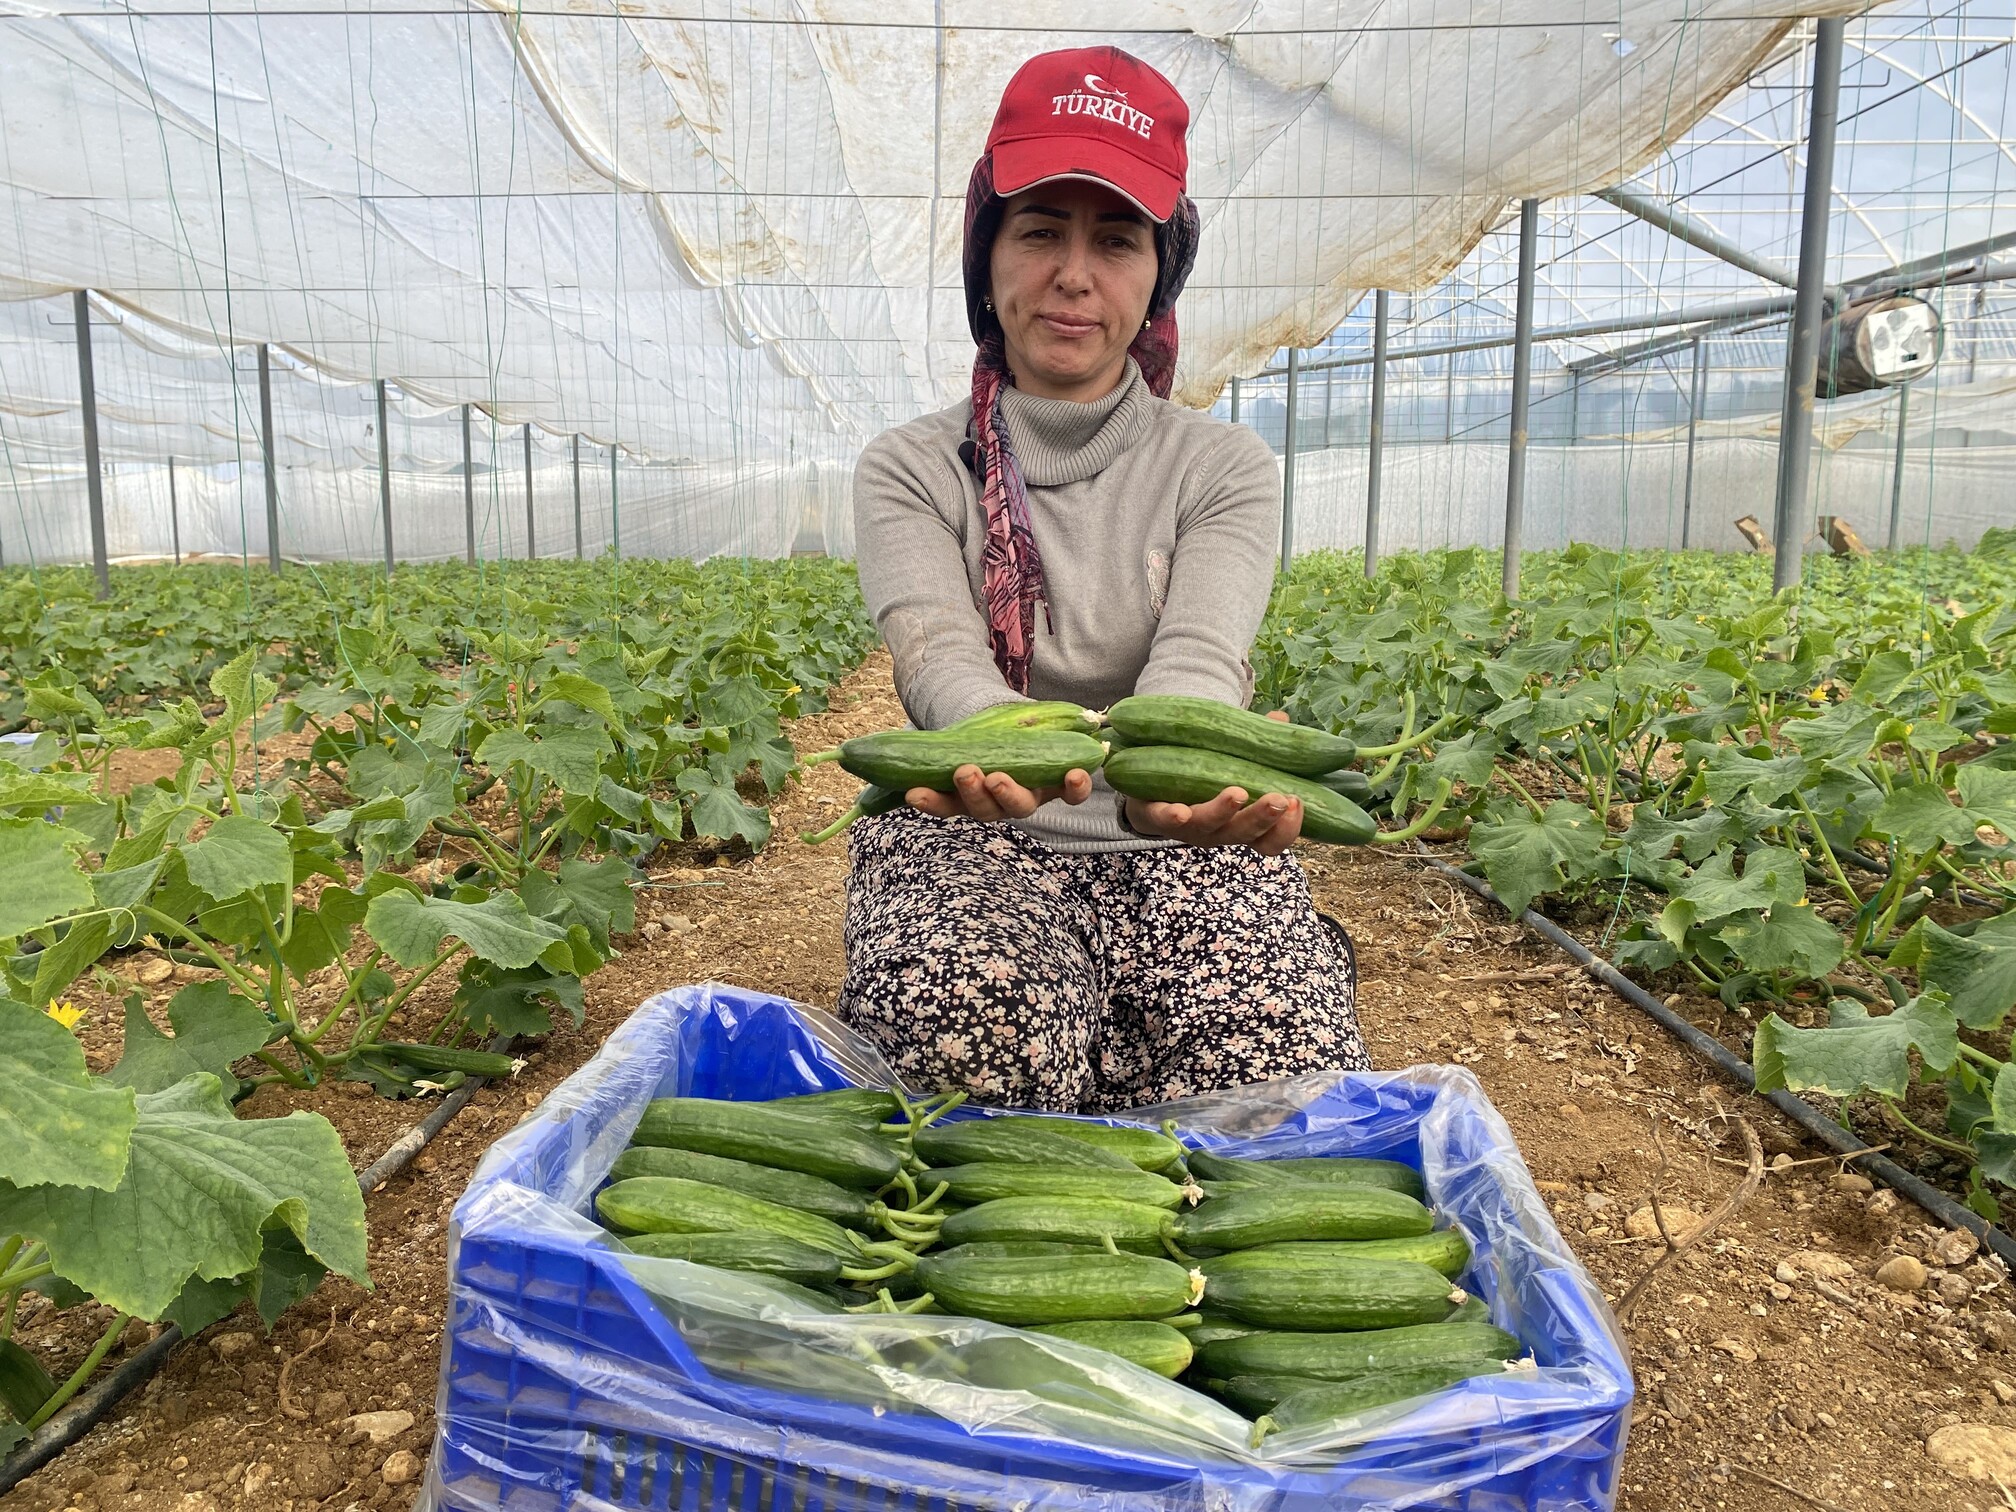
[
  {"left": 906, "top": 764, "right": 1096, "bottom": 822},
  {"left": 1119, "top": 709, "right": 1302, "bottom": 855}
]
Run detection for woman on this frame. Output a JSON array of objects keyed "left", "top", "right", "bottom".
[{"left": 840, "top": 46, "right": 1368, "bottom": 1113}]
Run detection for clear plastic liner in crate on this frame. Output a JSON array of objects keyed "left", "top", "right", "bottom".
[{"left": 420, "top": 983, "right": 1634, "bottom": 1512}]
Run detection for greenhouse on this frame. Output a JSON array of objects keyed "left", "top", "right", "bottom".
[{"left": 5, "top": 6, "right": 2016, "bottom": 1512}]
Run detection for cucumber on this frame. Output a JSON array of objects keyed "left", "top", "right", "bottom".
[
  {"left": 759, "top": 1087, "right": 906, "bottom": 1125},
  {"left": 1204, "top": 1231, "right": 1470, "bottom": 1279},
  {"left": 938, "top": 1196, "right": 1178, "bottom": 1255},
  {"left": 1206, "top": 1372, "right": 1334, "bottom": 1416},
  {"left": 1176, "top": 1185, "right": 1432, "bottom": 1250},
  {"left": 1102, "top": 747, "right": 1376, "bottom": 846},
  {"left": 912, "top": 1251, "right": 1200, "bottom": 1325},
  {"left": 373, "top": 1041, "right": 522, "bottom": 1078},
  {"left": 913, "top": 1120, "right": 1135, "bottom": 1171},
  {"left": 925, "top": 1164, "right": 1191, "bottom": 1211},
  {"left": 1318, "top": 769, "right": 1373, "bottom": 803},
  {"left": 1028, "top": 1321, "right": 1194, "bottom": 1379},
  {"left": 1185, "top": 1313, "right": 1263, "bottom": 1348},
  {"left": 1196, "top": 1320, "right": 1522, "bottom": 1381},
  {"left": 609, "top": 1146, "right": 907, "bottom": 1231},
  {"left": 1105, "top": 695, "right": 1357, "bottom": 777},
  {"left": 1448, "top": 1294, "right": 1494, "bottom": 1325},
  {"left": 948, "top": 701, "right": 1101, "bottom": 734},
  {"left": 0, "top": 1338, "right": 55, "bottom": 1423},
  {"left": 632, "top": 1097, "right": 902, "bottom": 1188},
  {"left": 936, "top": 1241, "right": 1107, "bottom": 1259},
  {"left": 834, "top": 730, "right": 1108, "bottom": 794},
  {"left": 1198, "top": 1254, "right": 1463, "bottom": 1331},
  {"left": 801, "top": 783, "right": 907, "bottom": 844},
  {"left": 986, "top": 1116, "right": 1185, "bottom": 1172},
  {"left": 1185, "top": 1150, "right": 1426, "bottom": 1200},
  {"left": 595, "top": 1176, "right": 861, "bottom": 1257},
  {"left": 1255, "top": 1361, "right": 1509, "bottom": 1439},
  {"left": 616, "top": 1231, "right": 845, "bottom": 1285}
]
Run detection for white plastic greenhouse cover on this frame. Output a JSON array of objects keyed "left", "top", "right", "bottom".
[{"left": 0, "top": 0, "right": 1862, "bottom": 560}]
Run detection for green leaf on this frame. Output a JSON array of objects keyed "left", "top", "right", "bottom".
[
  {"left": 1781, "top": 702, "right": 1883, "bottom": 764},
  {"left": 596, "top": 777, "right": 646, "bottom": 824},
  {"left": 538, "top": 672, "right": 621, "bottom": 727},
  {"left": 29, "top": 914, "right": 113, "bottom": 1008},
  {"left": 1420, "top": 731, "right": 1500, "bottom": 791},
  {"left": 1752, "top": 992, "right": 1958, "bottom": 1100},
  {"left": 1625, "top": 807, "right": 1744, "bottom": 866},
  {"left": 1698, "top": 748, "right": 1809, "bottom": 807},
  {"left": 210, "top": 648, "right": 277, "bottom": 737},
  {"left": 1670, "top": 847, "right": 1804, "bottom": 924},
  {"left": 1467, "top": 800, "right": 1604, "bottom": 918},
  {"left": 104, "top": 984, "right": 273, "bottom": 1095},
  {"left": 0, "top": 1073, "right": 367, "bottom": 1322},
  {"left": 0, "top": 819, "right": 95, "bottom": 936},
  {"left": 182, "top": 815, "right": 294, "bottom": 902},
  {"left": 696, "top": 674, "right": 770, "bottom": 728},
  {"left": 1991, "top": 1062, "right": 2016, "bottom": 1135},
  {"left": 0, "top": 997, "right": 137, "bottom": 1191},
  {"left": 364, "top": 889, "right": 568, "bottom": 970},
  {"left": 1717, "top": 901, "right": 1844, "bottom": 979},
  {"left": 1871, "top": 783, "right": 1978, "bottom": 851},
  {"left": 477, "top": 727, "right": 611, "bottom": 797},
  {"left": 457, "top": 963, "right": 585, "bottom": 1037},
  {"left": 0, "top": 769, "right": 95, "bottom": 811},
  {"left": 675, "top": 766, "right": 773, "bottom": 850},
  {"left": 1958, "top": 765, "right": 2016, "bottom": 844},
  {"left": 1851, "top": 650, "right": 1916, "bottom": 705},
  {"left": 278, "top": 888, "right": 370, "bottom": 979},
  {"left": 1920, "top": 914, "right": 2016, "bottom": 1031}
]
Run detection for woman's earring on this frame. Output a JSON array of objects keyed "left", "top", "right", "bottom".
[
  {"left": 984, "top": 297, "right": 994, "bottom": 312},
  {"left": 1142, "top": 317, "right": 1152, "bottom": 331}
]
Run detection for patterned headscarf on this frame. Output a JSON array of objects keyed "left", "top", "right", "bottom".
[{"left": 961, "top": 153, "right": 1201, "bottom": 693}]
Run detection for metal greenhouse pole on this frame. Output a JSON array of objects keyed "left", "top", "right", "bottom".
[
  {"left": 167, "top": 457, "right": 181, "bottom": 566},
  {"left": 1230, "top": 376, "right": 1241, "bottom": 425},
  {"left": 461, "top": 404, "right": 475, "bottom": 566},
  {"left": 258, "top": 343, "right": 280, "bottom": 572},
  {"left": 1682, "top": 334, "right": 1706, "bottom": 549},
  {"left": 523, "top": 423, "right": 535, "bottom": 559},
  {"left": 1365, "top": 291, "right": 1389, "bottom": 580},
  {"left": 1772, "top": 17, "right": 1846, "bottom": 594},
  {"left": 1888, "top": 384, "right": 1911, "bottom": 550},
  {"left": 572, "top": 434, "right": 583, "bottom": 560},
  {"left": 73, "top": 291, "right": 109, "bottom": 598},
  {"left": 1280, "top": 348, "right": 1300, "bottom": 571},
  {"left": 609, "top": 444, "right": 621, "bottom": 560},
  {"left": 1502, "top": 200, "right": 1539, "bottom": 601},
  {"left": 376, "top": 379, "right": 393, "bottom": 573}
]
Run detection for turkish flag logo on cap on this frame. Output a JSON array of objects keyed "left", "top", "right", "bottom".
[{"left": 985, "top": 47, "right": 1190, "bottom": 223}]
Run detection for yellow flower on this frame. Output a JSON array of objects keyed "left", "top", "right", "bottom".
[{"left": 45, "top": 999, "right": 84, "bottom": 1030}]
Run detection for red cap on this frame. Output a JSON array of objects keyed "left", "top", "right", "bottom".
[{"left": 985, "top": 47, "right": 1189, "bottom": 223}]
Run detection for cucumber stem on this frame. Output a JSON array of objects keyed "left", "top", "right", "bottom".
[
  {"left": 1162, "top": 1234, "right": 1198, "bottom": 1267},
  {"left": 906, "top": 1180, "right": 951, "bottom": 1216},
  {"left": 800, "top": 803, "right": 864, "bottom": 845},
  {"left": 1249, "top": 1417, "right": 1275, "bottom": 1450},
  {"left": 891, "top": 1169, "right": 919, "bottom": 1207},
  {"left": 1100, "top": 1234, "right": 1121, "bottom": 1257},
  {"left": 913, "top": 1090, "right": 968, "bottom": 1130},
  {"left": 839, "top": 1260, "right": 909, "bottom": 1283},
  {"left": 1355, "top": 709, "right": 1460, "bottom": 761},
  {"left": 1163, "top": 1312, "right": 1203, "bottom": 1329},
  {"left": 799, "top": 748, "right": 842, "bottom": 767},
  {"left": 1372, "top": 778, "right": 1455, "bottom": 845}
]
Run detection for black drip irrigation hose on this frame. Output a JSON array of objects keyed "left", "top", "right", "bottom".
[
  {"left": 0, "top": 1041, "right": 514, "bottom": 1495},
  {"left": 1409, "top": 849, "right": 2016, "bottom": 1273}
]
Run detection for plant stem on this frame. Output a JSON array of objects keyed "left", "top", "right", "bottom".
[
  {"left": 1498, "top": 768, "right": 1547, "bottom": 821},
  {"left": 129, "top": 906, "right": 262, "bottom": 1000},
  {"left": 1959, "top": 1043, "right": 2008, "bottom": 1073},
  {"left": 1884, "top": 1102, "right": 1979, "bottom": 1160},
  {"left": 0, "top": 1260, "right": 54, "bottom": 1293},
  {"left": 24, "top": 1311, "right": 129, "bottom": 1431}
]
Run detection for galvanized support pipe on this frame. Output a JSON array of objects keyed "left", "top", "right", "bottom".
[
  {"left": 1365, "top": 291, "right": 1388, "bottom": 580},
  {"left": 572, "top": 434, "right": 583, "bottom": 560},
  {"left": 258, "top": 343, "right": 280, "bottom": 572},
  {"left": 1229, "top": 376, "right": 1241, "bottom": 426},
  {"left": 1773, "top": 17, "right": 1846, "bottom": 595},
  {"left": 1502, "top": 199, "right": 1540, "bottom": 601},
  {"left": 73, "top": 292, "right": 110, "bottom": 598},
  {"left": 461, "top": 404, "right": 475, "bottom": 565},
  {"left": 376, "top": 379, "right": 393, "bottom": 573},
  {"left": 1682, "top": 334, "right": 1706, "bottom": 549},
  {"left": 1280, "top": 347, "right": 1300, "bottom": 571},
  {"left": 1596, "top": 186, "right": 1800, "bottom": 289},
  {"left": 1569, "top": 376, "right": 1581, "bottom": 444},
  {"left": 522, "top": 423, "right": 535, "bottom": 559},
  {"left": 1322, "top": 361, "right": 1334, "bottom": 449},
  {"left": 167, "top": 456, "right": 181, "bottom": 566},
  {"left": 1888, "top": 384, "right": 1911, "bottom": 551}
]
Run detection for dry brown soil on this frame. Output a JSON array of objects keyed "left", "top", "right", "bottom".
[{"left": 7, "top": 653, "right": 2016, "bottom": 1512}]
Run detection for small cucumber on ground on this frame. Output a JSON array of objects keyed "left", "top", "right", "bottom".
[
  {"left": 912, "top": 1120, "right": 1135, "bottom": 1171},
  {"left": 1197, "top": 1255, "right": 1465, "bottom": 1331},
  {"left": 938, "top": 1195, "right": 1178, "bottom": 1255},
  {"left": 1102, "top": 747, "right": 1376, "bottom": 846},
  {"left": 1176, "top": 1185, "right": 1433, "bottom": 1250},
  {"left": 1028, "top": 1321, "right": 1195, "bottom": 1378},
  {"left": 616, "top": 1231, "right": 845, "bottom": 1285},
  {"left": 912, "top": 1251, "right": 1201, "bottom": 1326},
  {"left": 1204, "top": 1230, "right": 1470, "bottom": 1279},
  {"left": 985, "top": 1116, "right": 1185, "bottom": 1172},
  {"left": 1196, "top": 1319, "right": 1522, "bottom": 1381},
  {"left": 925, "top": 1164, "right": 1191, "bottom": 1211},
  {"left": 1184, "top": 1149, "right": 1425, "bottom": 1199},
  {"left": 631, "top": 1097, "right": 902, "bottom": 1188},
  {"left": 1253, "top": 1361, "right": 1509, "bottom": 1440},
  {"left": 373, "top": 1041, "right": 523, "bottom": 1078},
  {"left": 607, "top": 1146, "right": 933, "bottom": 1237},
  {"left": 834, "top": 730, "right": 1108, "bottom": 794},
  {"left": 1105, "top": 695, "right": 1357, "bottom": 777},
  {"left": 595, "top": 1176, "right": 862, "bottom": 1257}
]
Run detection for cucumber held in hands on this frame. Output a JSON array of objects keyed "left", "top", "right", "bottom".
[
  {"left": 1103, "top": 746, "right": 1377, "bottom": 845},
  {"left": 833, "top": 729, "right": 1109, "bottom": 794}
]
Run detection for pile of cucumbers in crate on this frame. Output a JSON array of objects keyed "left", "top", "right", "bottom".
[
  {"left": 799, "top": 694, "right": 1455, "bottom": 846},
  {"left": 594, "top": 1088, "right": 1529, "bottom": 1447}
]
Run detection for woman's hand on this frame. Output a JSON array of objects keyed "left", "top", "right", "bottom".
[
  {"left": 1122, "top": 789, "right": 1303, "bottom": 855},
  {"left": 906, "top": 765, "right": 1096, "bottom": 822}
]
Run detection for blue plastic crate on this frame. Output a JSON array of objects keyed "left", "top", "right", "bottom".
[{"left": 419, "top": 982, "right": 1633, "bottom": 1512}]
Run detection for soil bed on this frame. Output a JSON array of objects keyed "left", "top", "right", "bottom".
[{"left": 7, "top": 654, "right": 2016, "bottom": 1512}]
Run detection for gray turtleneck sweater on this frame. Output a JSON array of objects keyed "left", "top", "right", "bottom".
[{"left": 851, "top": 358, "right": 1282, "bottom": 853}]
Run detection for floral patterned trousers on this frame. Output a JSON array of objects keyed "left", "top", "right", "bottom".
[{"left": 836, "top": 808, "right": 1370, "bottom": 1114}]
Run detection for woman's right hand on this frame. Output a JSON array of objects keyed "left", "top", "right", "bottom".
[
  {"left": 1122, "top": 787, "right": 1304, "bottom": 856},
  {"left": 906, "top": 764, "right": 1095, "bottom": 822}
]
